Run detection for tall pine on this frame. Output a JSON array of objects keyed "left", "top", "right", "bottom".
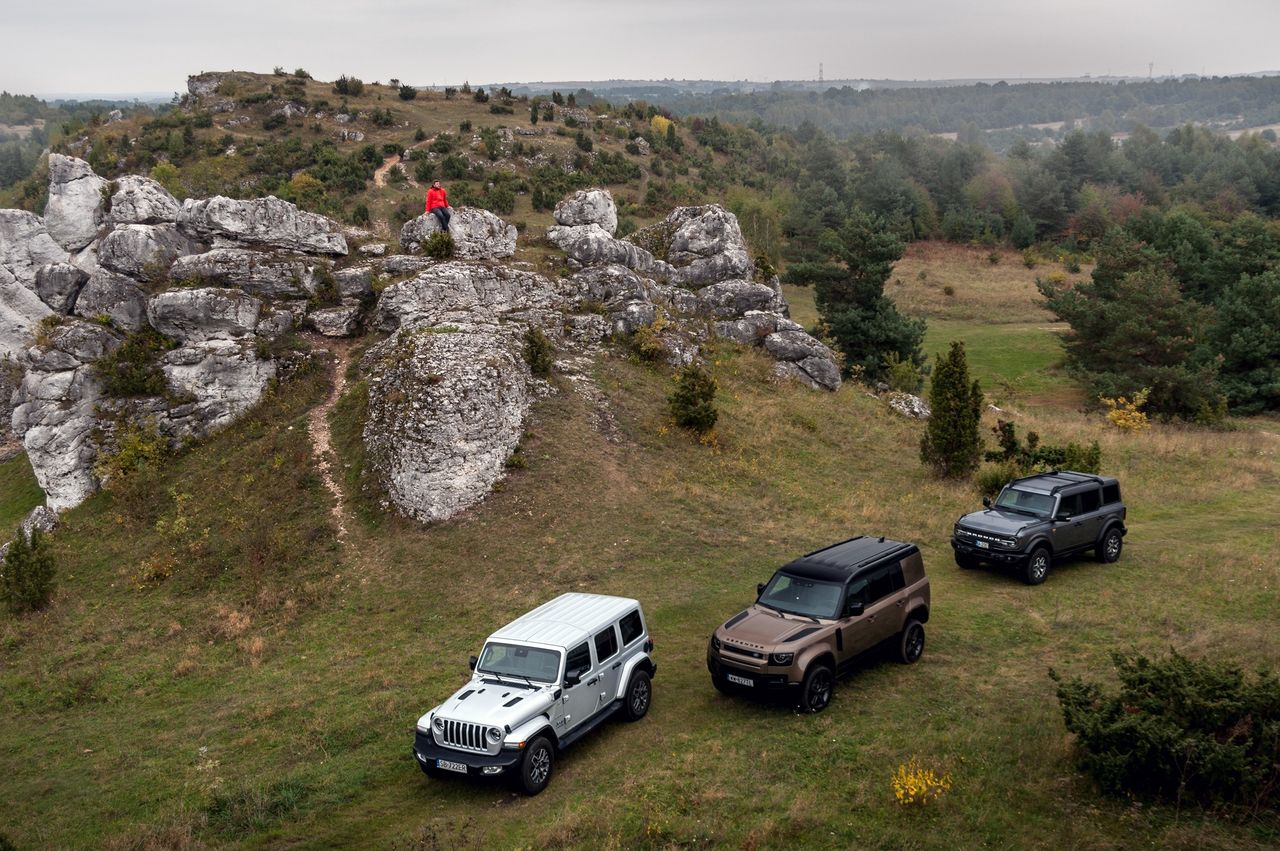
[{"left": 920, "top": 341, "right": 983, "bottom": 478}]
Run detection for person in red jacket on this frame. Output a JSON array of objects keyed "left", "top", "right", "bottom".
[{"left": 425, "top": 180, "right": 451, "bottom": 231}]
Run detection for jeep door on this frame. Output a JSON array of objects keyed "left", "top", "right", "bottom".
[
  {"left": 592, "top": 624, "right": 622, "bottom": 711},
  {"left": 561, "top": 641, "right": 597, "bottom": 733}
]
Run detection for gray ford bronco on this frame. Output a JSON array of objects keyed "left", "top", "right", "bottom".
[
  {"left": 413, "top": 593, "right": 655, "bottom": 795},
  {"left": 951, "top": 470, "right": 1127, "bottom": 585}
]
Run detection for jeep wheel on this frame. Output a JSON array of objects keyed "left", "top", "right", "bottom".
[
  {"left": 1023, "top": 546, "right": 1051, "bottom": 585},
  {"left": 1096, "top": 528, "right": 1123, "bottom": 563},
  {"left": 897, "top": 620, "right": 925, "bottom": 664},
  {"left": 797, "top": 663, "right": 834, "bottom": 714},
  {"left": 623, "top": 670, "right": 652, "bottom": 721},
  {"left": 514, "top": 736, "right": 554, "bottom": 796},
  {"left": 954, "top": 552, "right": 980, "bottom": 569}
]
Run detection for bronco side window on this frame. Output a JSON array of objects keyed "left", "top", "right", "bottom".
[
  {"left": 1080, "top": 488, "right": 1101, "bottom": 513},
  {"left": 619, "top": 610, "right": 643, "bottom": 645},
  {"left": 565, "top": 642, "right": 591, "bottom": 679},
  {"left": 1102, "top": 484, "right": 1120, "bottom": 504}
]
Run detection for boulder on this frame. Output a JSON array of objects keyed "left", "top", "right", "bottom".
[
  {"left": 308, "top": 299, "right": 362, "bottom": 337},
  {"left": 98, "top": 224, "right": 202, "bottom": 281},
  {"left": 44, "top": 154, "right": 108, "bottom": 252},
  {"left": 630, "top": 204, "right": 753, "bottom": 286},
  {"left": 697, "top": 279, "right": 785, "bottom": 318},
  {"left": 34, "top": 263, "right": 89, "bottom": 314},
  {"left": 334, "top": 265, "right": 374, "bottom": 299},
  {"left": 169, "top": 248, "right": 328, "bottom": 299},
  {"left": 381, "top": 254, "right": 437, "bottom": 276},
  {"left": 376, "top": 262, "right": 567, "bottom": 331},
  {"left": 764, "top": 329, "right": 832, "bottom": 363},
  {"left": 178, "top": 195, "right": 348, "bottom": 255},
  {"left": 106, "top": 175, "right": 181, "bottom": 225},
  {"left": 399, "top": 208, "right": 517, "bottom": 260},
  {"left": 887, "top": 392, "right": 930, "bottom": 419},
  {"left": 714, "top": 310, "right": 792, "bottom": 346},
  {"left": 0, "top": 266, "right": 54, "bottom": 360},
  {"left": 73, "top": 268, "right": 149, "bottom": 331},
  {"left": 358, "top": 242, "right": 387, "bottom": 257},
  {"left": 362, "top": 325, "right": 529, "bottom": 523},
  {"left": 554, "top": 188, "right": 618, "bottom": 235},
  {"left": 547, "top": 224, "right": 673, "bottom": 278},
  {"left": 147, "top": 288, "right": 262, "bottom": 343},
  {"left": 159, "top": 339, "right": 277, "bottom": 433},
  {"left": 0, "top": 210, "right": 69, "bottom": 284}
]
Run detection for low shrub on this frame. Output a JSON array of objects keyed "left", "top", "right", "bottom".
[
  {"left": 422, "top": 231, "right": 454, "bottom": 259},
  {"left": 883, "top": 351, "right": 923, "bottom": 394},
  {"left": 984, "top": 420, "right": 1102, "bottom": 474},
  {"left": 522, "top": 327, "right": 554, "bottom": 376},
  {"left": 669, "top": 365, "right": 718, "bottom": 435},
  {"left": 974, "top": 461, "right": 1021, "bottom": 498},
  {"left": 398, "top": 84, "right": 417, "bottom": 101},
  {"left": 1052, "top": 651, "right": 1280, "bottom": 812},
  {"left": 93, "top": 327, "right": 177, "bottom": 397},
  {"left": 1, "top": 525, "right": 56, "bottom": 615},
  {"left": 891, "top": 757, "right": 953, "bottom": 806},
  {"left": 1101, "top": 388, "right": 1151, "bottom": 431},
  {"left": 93, "top": 417, "right": 169, "bottom": 486}
]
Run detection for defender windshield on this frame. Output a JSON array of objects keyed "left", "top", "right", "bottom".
[
  {"left": 477, "top": 642, "right": 562, "bottom": 683},
  {"left": 995, "top": 487, "right": 1055, "bottom": 517},
  {"left": 758, "top": 572, "right": 843, "bottom": 619}
]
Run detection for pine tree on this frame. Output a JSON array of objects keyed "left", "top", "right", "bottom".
[
  {"left": 530, "top": 103, "right": 539, "bottom": 125},
  {"left": 669, "top": 366, "right": 718, "bottom": 435},
  {"left": 920, "top": 341, "right": 983, "bottom": 478},
  {"left": 1, "top": 526, "right": 56, "bottom": 615}
]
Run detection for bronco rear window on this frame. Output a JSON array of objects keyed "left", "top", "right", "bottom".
[{"left": 1102, "top": 484, "right": 1121, "bottom": 504}]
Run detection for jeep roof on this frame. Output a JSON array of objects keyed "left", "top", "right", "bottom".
[
  {"left": 488, "top": 593, "right": 640, "bottom": 650},
  {"left": 779, "top": 536, "right": 920, "bottom": 583}
]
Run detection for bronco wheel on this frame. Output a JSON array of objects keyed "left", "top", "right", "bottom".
[
  {"left": 955, "top": 552, "right": 980, "bottom": 569},
  {"left": 797, "top": 663, "right": 834, "bottom": 714},
  {"left": 515, "top": 736, "right": 554, "bottom": 795},
  {"left": 897, "top": 620, "right": 925, "bottom": 664},
  {"left": 1023, "top": 546, "right": 1051, "bottom": 585},
  {"left": 1096, "top": 528, "right": 1123, "bottom": 563},
  {"left": 623, "top": 670, "right": 652, "bottom": 721}
]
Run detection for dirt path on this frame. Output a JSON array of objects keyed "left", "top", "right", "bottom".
[
  {"left": 306, "top": 335, "right": 355, "bottom": 542},
  {"left": 372, "top": 154, "right": 403, "bottom": 188}
]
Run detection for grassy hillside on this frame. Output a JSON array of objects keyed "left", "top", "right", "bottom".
[{"left": 2, "top": 245, "right": 1277, "bottom": 849}]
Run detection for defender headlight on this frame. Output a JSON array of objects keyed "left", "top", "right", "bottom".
[
  {"left": 487, "top": 727, "right": 501, "bottom": 744},
  {"left": 770, "top": 652, "right": 794, "bottom": 666},
  {"left": 432, "top": 716, "right": 444, "bottom": 731},
  {"left": 711, "top": 635, "right": 721, "bottom": 651}
]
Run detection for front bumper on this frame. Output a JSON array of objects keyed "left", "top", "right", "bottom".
[
  {"left": 706, "top": 654, "right": 797, "bottom": 692},
  {"left": 412, "top": 729, "right": 522, "bottom": 777},
  {"left": 951, "top": 537, "right": 1029, "bottom": 565}
]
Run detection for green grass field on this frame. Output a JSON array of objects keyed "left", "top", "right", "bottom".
[
  {"left": 1, "top": 247, "right": 1277, "bottom": 849},
  {"left": 0, "top": 453, "right": 43, "bottom": 533}
]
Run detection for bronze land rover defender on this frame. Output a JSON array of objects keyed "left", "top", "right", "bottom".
[{"left": 706, "top": 536, "right": 930, "bottom": 713}]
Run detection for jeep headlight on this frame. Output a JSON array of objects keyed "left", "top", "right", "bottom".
[
  {"left": 769, "top": 652, "right": 794, "bottom": 666},
  {"left": 487, "top": 727, "right": 501, "bottom": 744},
  {"left": 432, "top": 716, "right": 444, "bottom": 732}
]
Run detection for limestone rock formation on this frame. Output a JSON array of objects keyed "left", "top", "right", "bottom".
[
  {"left": 44, "top": 155, "right": 108, "bottom": 252},
  {"left": 74, "top": 268, "right": 148, "bottom": 330},
  {"left": 697, "top": 279, "right": 786, "bottom": 318},
  {"left": 147, "top": 288, "right": 262, "bottom": 343},
  {"left": 554, "top": 188, "right": 618, "bottom": 235},
  {"left": 547, "top": 223, "right": 672, "bottom": 278},
  {"left": 631, "top": 204, "right": 754, "bottom": 286},
  {"left": 0, "top": 267, "right": 53, "bottom": 360},
  {"left": 106, "top": 176, "right": 182, "bottom": 225},
  {"left": 0, "top": 210, "right": 69, "bottom": 284},
  {"left": 886, "top": 391, "right": 931, "bottom": 419},
  {"left": 178, "top": 195, "right": 348, "bottom": 255},
  {"left": 399, "top": 208, "right": 517, "bottom": 260},
  {"left": 34, "top": 263, "right": 89, "bottom": 314},
  {"left": 98, "top": 224, "right": 202, "bottom": 281},
  {"left": 375, "top": 262, "right": 566, "bottom": 331},
  {"left": 159, "top": 339, "right": 277, "bottom": 432},
  {"left": 308, "top": 300, "right": 362, "bottom": 337},
  {"left": 169, "top": 248, "right": 326, "bottom": 299}
]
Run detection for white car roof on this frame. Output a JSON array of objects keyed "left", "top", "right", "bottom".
[{"left": 487, "top": 593, "right": 641, "bottom": 650}]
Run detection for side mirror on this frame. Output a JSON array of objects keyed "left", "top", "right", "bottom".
[
  {"left": 1057, "top": 512, "right": 1073, "bottom": 521},
  {"left": 846, "top": 601, "right": 864, "bottom": 617},
  {"left": 756, "top": 582, "right": 766, "bottom": 596},
  {"left": 468, "top": 655, "right": 478, "bottom": 671},
  {"left": 982, "top": 496, "right": 992, "bottom": 509},
  {"left": 564, "top": 670, "right": 582, "bottom": 688}
]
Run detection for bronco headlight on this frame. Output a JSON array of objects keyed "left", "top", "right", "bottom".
[
  {"left": 432, "top": 716, "right": 444, "bottom": 732},
  {"left": 487, "top": 727, "right": 501, "bottom": 744},
  {"left": 769, "top": 652, "right": 794, "bottom": 666}
]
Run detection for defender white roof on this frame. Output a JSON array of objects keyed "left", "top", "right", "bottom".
[{"left": 487, "top": 593, "right": 641, "bottom": 650}]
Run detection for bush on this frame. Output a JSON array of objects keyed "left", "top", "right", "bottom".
[
  {"left": 522, "top": 327, "right": 554, "bottom": 376},
  {"left": 398, "top": 84, "right": 417, "bottom": 101},
  {"left": 93, "top": 327, "right": 177, "bottom": 397},
  {"left": 920, "top": 341, "right": 983, "bottom": 478},
  {"left": 574, "top": 130, "right": 593, "bottom": 152},
  {"left": 984, "top": 420, "right": 1102, "bottom": 474},
  {"left": 93, "top": 417, "right": 169, "bottom": 485},
  {"left": 482, "top": 184, "right": 515, "bottom": 215},
  {"left": 422, "top": 231, "right": 454, "bottom": 259},
  {"left": 669, "top": 365, "right": 718, "bottom": 435},
  {"left": 1052, "top": 651, "right": 1280, "bottom": 811},
  {"left": 351, "top": 203, "right": 370, "bottom": 225},
  {"left": 413, "top": 126, "right": 426, "bottom": 142},
  {"left": 440, "top": 153, "right": 468, "bottom": 179},
  {"left": 413, "top": 159, "right": 435, "bottom": 183},
  {"left": 2, "top": 526, "right": 56, "bottom": 615},
  {"left": 332, "top": 75, "right": 364, "bottom": 97},
  {"left": 883, "top": 351, "right": 923, "bottom": 393},
  {"left": 1101, "top": 388, "right": 1151, "bottom": 431},
  {"left": 974, "top": 461, "right": 1020, "bottom": 498}
]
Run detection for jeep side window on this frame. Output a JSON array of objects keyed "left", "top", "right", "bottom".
[
  {"left": 565, "top": 642, "right": 591, "bottom": 680},
  {"left": 594, "top": 626, "right": 619, "bottom": 662},
  {"left": 619, "top": 610, "right": 643, "bottom": 645},
  {"left": 1080, "top": 488, "right": 1101, "bottom": 513},
  {"left": 1102, "top": 484, "right": 1120, "bottom": 505}
]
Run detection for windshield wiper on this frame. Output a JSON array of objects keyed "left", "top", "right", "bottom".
[
  {"left": 997, "top": 505, "right": 1037, "bottom": 517},
  {"left": 764, "top": 602, "right": 823, "bottom": 623}
]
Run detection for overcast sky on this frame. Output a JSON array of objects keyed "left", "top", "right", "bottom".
[{"left": 4, "top": 0, "right": 1278, "bottom": 95}]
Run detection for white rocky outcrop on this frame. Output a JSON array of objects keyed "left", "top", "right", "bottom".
[
  {"left": 375, "top": 261, "right": 566, "bottom": 331},
  {"left": 554, "top": 188, "right": 618, "bottom": 235},
  {"left": 107, "top": 176, "right": 182, "bottom": 225},
  {"left": 74, "top": 268, "right": 148, "bottom": 331},
  {"left": 147, "top": 288, "right": 262, "bottom": 343},
  {"left": 0, "top": 210, "right": 69, "bottom": 284},
  {"left": 178, "top": 195, "right": 348, "bottom": 255},
  {"left": 308, "top": 300, "right": 362, "bottom": 337},
  {"left": 98, "top": 224, "right": 203, "bottom": 281},
  {"left": 44, "top": 155, "right": 108, "bottom": 252},
  {"left": 0, "top": 267, "right": 54, "bottom": 360},
  {"left": 34, "top": 263, "right": 89, "bottom": 314},
  {"left": 159, "top": 339, "right": 277, "bottom": 432},
  {"left": 169, "top": 248, "right": 327, "bottom": 299},
  {"left": 547, "top": 223, "right": 672, "bottom": 278},
  {"left": 399, "top": 208, "right": 517, "bottom": 260}
]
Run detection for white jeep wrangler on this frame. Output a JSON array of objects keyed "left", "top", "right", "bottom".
[{"left": 413, "top": 593, "right": 656, "bottom": 794}]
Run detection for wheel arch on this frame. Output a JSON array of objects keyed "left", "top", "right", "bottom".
[{"left": 906, "top": 604, "right": 929, "bottom": 624}]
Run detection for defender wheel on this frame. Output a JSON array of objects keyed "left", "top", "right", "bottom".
[
  {"left": 623, "top": 670, "right": 652, "bottom": 721},
  {"left": 515, "top": 736, "right": 554, "bottom": 796},
  {"left": 897, "top": 620, "right": 925, "bottom": 664},
  {"left": 1023, "top": 546, "right": 1051, "bottom": 585},
  {"left": 1096, "top": 528, "right": 1123, "bottom": 563},
  {"left": 955, "top": 552, "right": 979, "bottom": 569},
  {"left": 797, "top": 663, "right": 834, "bottom": 714}
]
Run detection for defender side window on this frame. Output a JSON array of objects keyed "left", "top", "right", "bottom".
[
  {"left": 865, "top": 565, "right": 904, "bottom": 603},
  {"left": 565, "top": 642, "right": 591, "bottom": 679},
  {"left": 619, "top": 610, "right": 644, "bottom": 645},
  {"left": 1080, "top": 488, "right": 1101, "bottom": 513},
  {"left": 594, "top": 626, "right": 619, "bottom": 662},
  {"left": 845, "top": 577, "right": 869, "bottom": 611},
  {"left": 1102, "top": 484, "right": 1120, "bottom": 505}
]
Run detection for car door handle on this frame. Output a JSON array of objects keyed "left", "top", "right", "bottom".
[
  {"left": 586, "top": 676, "right": 599, "bottom": 686},
  {"left": 896, "top": 599, "right": 906, "bottom": 607},
  {"left": 611, "top": 662, "right": 621, "bottom": 670}
]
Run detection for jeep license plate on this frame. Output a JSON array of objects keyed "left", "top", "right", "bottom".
[
  {"left": 436, "top": 759, "right": 467, "bottom": 774},
  {"left": 975, "top": 540, "right": 989, "bottom": 549},
  {"left": 726, "top": 673, "right": 753, "bottom": 687}
]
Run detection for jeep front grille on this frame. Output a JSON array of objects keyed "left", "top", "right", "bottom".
[{"left": 439, "top": 719, "right": 491, "bottom": 752}]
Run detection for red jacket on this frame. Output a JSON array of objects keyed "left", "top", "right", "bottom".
[{"left": 425, "top": 187, "right": 448, "bottom": 212}]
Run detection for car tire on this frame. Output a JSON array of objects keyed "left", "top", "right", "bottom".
[
  {"left": 1023, "top": 546, "right": 1051, "bottom": 585},
  {"left": 1096, "top": 528, "right": 1123, "bottom": 563},
  {"left": 514, "top": 736, "right": 554, "bottom": 796},
  {"left": 797, "top": 663, "right": 834, "bottom": 714},
  {"left": 897, "top": 620, "right": 925, "bottom": 664},
  {"left": 954, "top": 551, "right": 980, "bottom": 569},
  {"left": 623, "top": 670, "right": 652, "bottom": 721}
]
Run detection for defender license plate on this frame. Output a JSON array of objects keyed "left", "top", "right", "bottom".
[
  {"left": 436, "top": 759, "right": 467, "bottom": 774},
  {"left": 976, "top": 540, "right": 989, "bottom": 549},
  {"left": 726, "top": 673, "right": 753, "bottom": 687}
]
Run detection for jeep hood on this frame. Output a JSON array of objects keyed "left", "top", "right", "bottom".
[
  {"left": 429, "top": 679, "right": 555, "bottom": 727},
  {"left": 958, "top": 509, "right": 1034, "bottom": 536},
  {"left": 717, "top": 605, "right": 826, "bottom": 648}
]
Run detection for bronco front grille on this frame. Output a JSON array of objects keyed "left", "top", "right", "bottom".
[
  {"left": 439, "top": 719, "right": 490, "bottom": 752},
  {"left": 957, "top": 528, "right": 1016, "bottom": 548}
]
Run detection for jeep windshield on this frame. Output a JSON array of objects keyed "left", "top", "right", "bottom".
[
  {"left": 994, "top": 487, "right": 1054, "bottom": 517},
  {"left": 476, "top": 642, "right": 561, "bottom": 684},
  {"left": 758, "top": 572, "right": 843, "bottom": 619}
]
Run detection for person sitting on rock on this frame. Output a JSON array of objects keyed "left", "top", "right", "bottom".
[{"left": 425, "top": 180, "right": 451, "bottom": 231}]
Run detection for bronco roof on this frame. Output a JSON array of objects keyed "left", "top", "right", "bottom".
[
  {"left": 779, "top": 536, "right": 918, "bottom": 583},
  {"left": 487, "top": 593, "right": 641, "bottom": 650},
  {"left": 1006, "top": 470, "right": 1118, "bottom": 494}
]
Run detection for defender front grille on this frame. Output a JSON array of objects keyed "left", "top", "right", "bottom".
[{"left": 440, "top": 719, "right": 490, "bottom": 752}]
